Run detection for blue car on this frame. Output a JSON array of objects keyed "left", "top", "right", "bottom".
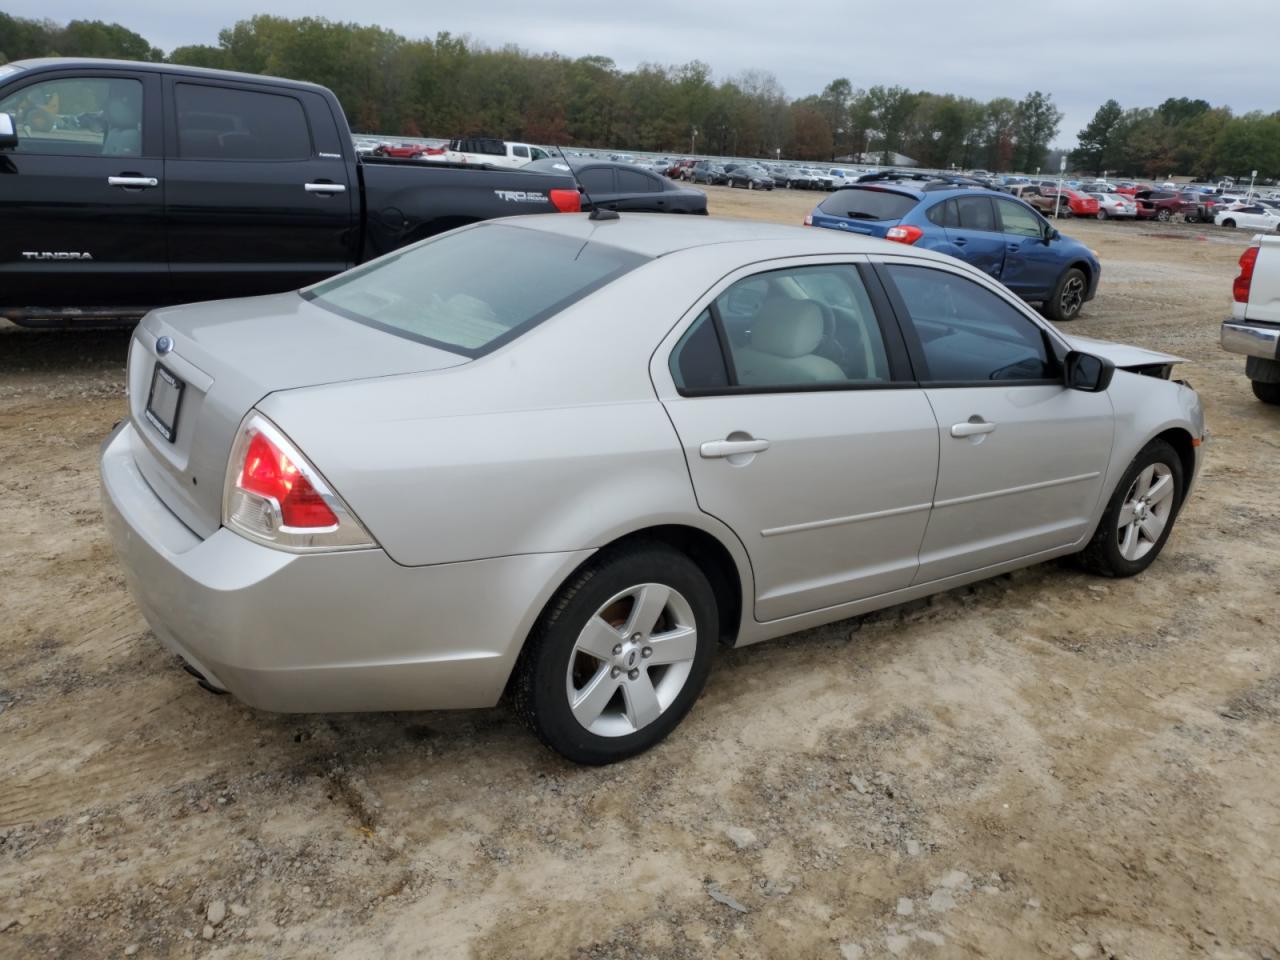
[{"left": 805, "top": 181, "right": 1101, "bottom": 321}]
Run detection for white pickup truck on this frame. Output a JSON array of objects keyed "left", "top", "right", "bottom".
[
  {"left": 1222, "top": 235, "right": 1280, "bottom": 404},
  {"left": 427, "top": 137, "right": 553, "bottom": 168}
]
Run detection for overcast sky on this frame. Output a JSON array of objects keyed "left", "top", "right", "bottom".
[{"left": 9, "top": 0, "right": 1278, "bottom": 146}]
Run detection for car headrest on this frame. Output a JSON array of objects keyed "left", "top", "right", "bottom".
[
  {"left": 106, "top": 97, "right": 140, "bottom": 127},
  {"left": 751, "top": 299, "right": 824, "bottom": 359}
]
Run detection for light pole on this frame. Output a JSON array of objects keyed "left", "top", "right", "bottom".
[
  {"left": 1053, "top": 155, "right": 1066, "bottom": 220},
  {"left": 1249, "top": 168, "right": 1257, "bottom": 199},
  {"left": 690, "top": 126, "right": 697, "bottom": 155}
]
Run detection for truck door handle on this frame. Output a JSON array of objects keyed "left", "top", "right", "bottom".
[
  {"left": 305, "top": 182, "right": 346, "bottom": 194},
  {"left": 700, "top": 437, "right": 770, "bottom": 458},
  {"left": 950, "top": 419, "right": 997, "bottom": 438},
  {"left": 107, "top": 176, "right": 158, "bottom": 189}
]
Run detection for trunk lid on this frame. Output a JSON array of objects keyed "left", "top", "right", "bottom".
[{"left": 126, "top": 292, "right": 467, "bottom": 538}]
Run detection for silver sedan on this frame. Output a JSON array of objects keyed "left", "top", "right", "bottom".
[{"left": 101, "top": 215, "right": 1206, "bottom": 764}]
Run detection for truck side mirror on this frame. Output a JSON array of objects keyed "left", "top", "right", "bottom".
[
  {"left": 1065, "top": 350, "right": 1114, "bottom": 392},
  {"left": 0, "top": 113, "right": 18, "bottom": 150}
]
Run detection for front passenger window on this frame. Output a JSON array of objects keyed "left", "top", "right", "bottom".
[
  {"left": 886, "top": 264, "right": 1057, "bottom": 383},
  {"left": 0, "top": 77, "right": 143, "bottom": 157}
]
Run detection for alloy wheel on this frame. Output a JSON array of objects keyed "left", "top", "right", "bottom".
[
  {"left": 1117, "top": 462, "right": 1175, "bottom": 561},
  {"left": 1060, "top": 275, "right": 1086, "bottom": 317},
  {"left": 564, "top": 583, "right": 698, "bottom": 737}
]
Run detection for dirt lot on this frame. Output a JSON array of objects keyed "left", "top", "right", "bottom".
[{"left": 2, "top": 189, "right": 1279, "bottom": 960}]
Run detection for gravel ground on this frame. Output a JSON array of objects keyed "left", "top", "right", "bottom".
[{"left": 1, "top": 190, "right": 1278, "bottom": 959}]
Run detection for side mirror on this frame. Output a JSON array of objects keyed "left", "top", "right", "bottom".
[
  {"left": 0, "top": 113, "right": 18, "bottom": 150},
  {"left": 1065, "top": 350, "right": 1114, "bottom": 392}
]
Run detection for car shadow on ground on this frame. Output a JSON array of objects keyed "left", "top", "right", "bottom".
[{"left": 0, "top": 322, "right": 135, "bottom": 376}]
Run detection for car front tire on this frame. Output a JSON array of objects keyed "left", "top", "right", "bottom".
[
  {"left": 511, "top": 542, "right": 719, "bottom": 765},
  {"left": 1078, "top": 439, "right": 1184, "bottom": 578},
  {"left": 1044, "top": 267, "right": 1088, "bottom": 322}
]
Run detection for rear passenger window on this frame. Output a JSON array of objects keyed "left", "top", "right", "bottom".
[
  {"left": 956, "top": 197, "right": 997, "bottom": 231},
  {"left": 579, "top": 167, "right": 615, "bottom": 194},
  {"left": 670, "top": 265, "right": 892, "bottom": 392},
  {"left": 513, "top": 145, "right": 530, "bottom": 158},
  {"left": 886, "top": 264, "right": 1057, "bottom": 383},
  {"left": 175, "top": 83, "right": 311, "bottom": 160},
  {"left": 927, "top": 199, "right": 959, "bottom": 228}
]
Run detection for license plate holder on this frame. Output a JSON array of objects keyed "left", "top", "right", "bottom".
[{"left": 144, "top": 363, "right": 185, "bottom": 443}]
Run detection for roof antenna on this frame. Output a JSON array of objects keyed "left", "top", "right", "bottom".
[{"left": 553, "top": 144, "right": 619, "bottom": 221}]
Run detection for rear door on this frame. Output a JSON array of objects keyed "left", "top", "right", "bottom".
[
  {"left": 163, "top": 77, "right": 355, "bottom": 304},
  {"left": 0, "top": 68, "right": 166, "bottom": 309},
  {"left": 654, "top": 258, "right": 940, "bottom": 621},
  {"left": 942, "top": 196, "right": 1006, "bottom": 279},
  {"left": 876, "top": 259, "right": 1113, "bottom": 583}
]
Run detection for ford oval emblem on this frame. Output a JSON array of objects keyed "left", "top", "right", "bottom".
[{"left": 156, "top": 336, "right": 173, "bottom": 356}]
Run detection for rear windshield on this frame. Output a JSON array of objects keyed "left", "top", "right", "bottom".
[
  {"left": 818, "top": 187, "right": 917, "bottom": 222},
  {"left": 304, "top": 224, "right": 647, "bottom": 357}
]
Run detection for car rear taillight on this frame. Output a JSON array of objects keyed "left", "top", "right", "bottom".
[
  {"left": 223, "top": 412, "right": 374, "bottom": 552},
  {"left": 550, "top": 188, "right": 582, "bottom": 213},
  {"left": 1234, "top": 246, "right": 1259, "bottom": 304},
  {"left": 886, "top": 225, "right": 924, "bottom": 245}
]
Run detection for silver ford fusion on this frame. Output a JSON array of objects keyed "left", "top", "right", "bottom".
[{"left": 101, "top": 214, "right": 1205, "bottom": 764}]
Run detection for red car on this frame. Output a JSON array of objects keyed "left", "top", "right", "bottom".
[
  {"left": 373, "top": 143, "right": 427, "bottom": 159},
  {"left": 1043, "top": 188, "right": 1100, "bottom": 218}
]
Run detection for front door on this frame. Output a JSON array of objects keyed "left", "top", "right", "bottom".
[
  {"left": 656, "top": 260, "right": 940, "bottom": 621},
  {"left": 994, "top": 196, "right": 1063, "bottom": 300},
  {"left": 163, "top": 78, "right": 355, "bottom": 304},
  {"left": 0, "top": 70, "right": 166, "bottom": 309},
  {"left": 877, "top": 260, "right": 1114, "bottom": 583}
]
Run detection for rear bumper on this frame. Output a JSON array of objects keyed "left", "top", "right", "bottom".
[
  {"left": 1221, "top": 320, "right": 1280, "bottom": 360},
  {"left": 100, "top": 421, "right": 591, "bottom": 713}
]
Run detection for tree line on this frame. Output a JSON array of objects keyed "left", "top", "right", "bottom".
[
  {"left": 3, "top": 12, "right": 1273, "bottom": 177},
  {"left": 1071, "top": 97, "right": 1279, "bottom": 182}
]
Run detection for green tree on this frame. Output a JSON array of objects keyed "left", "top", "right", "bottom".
[
  {"left": 1071, "top": 99, "right": 1123, "bottom": 175},
  {"left": 1012, "top": 91, "right": 1062, "bottom": 172}
]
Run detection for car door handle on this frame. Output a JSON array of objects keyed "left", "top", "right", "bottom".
[
  {"left": 305, "top": 182, "right": 347, "bottom": 194},
  {"left": 700, "top": 438, "right": 770, "bottom": 458},
  {"left": 950, "top": 420, "right": 997, "bottom": 438},
  {"left": 952, "top": 237, "right": 967, "bottom": 246},
  {"left": 1007, "top": 243, "right": 1020, "bottom": 251},
  {"left": 107, "top": 176, "right": 158, "bottom": 188}
]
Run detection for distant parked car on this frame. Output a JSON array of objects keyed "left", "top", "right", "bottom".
[
  {"left": 525, "top": 158, "right": 709, "bottom": 213},
  {"left": 373, "top": 143, "right": 427, "bottom": 159},
  {"left": 1044, "top": 188, "right": 1100, "bottom": 218},
  {"left": 805, "top": 181, "right": 1101, "bottom": 321},
  {"left": 1215, "top": 204, "right": 1280, "bottom": 232},
  {"left": 1006, "top": 184, "right": 1067, "bottom": 218},
  {"left": 1134, "top": 190, "right": 1193, "bottom": 222},
  {"left": 692, "top": 161, "right": 729, "bottom": 185},
  {"left": 1086, "top": 192, "right": 1138, "bottom": 219},
  {"left": 727, "top": 165, "right": 775, "bottom": 190}
]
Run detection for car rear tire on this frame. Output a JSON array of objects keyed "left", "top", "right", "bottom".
[
  {"left": 1157, "top": 208, "right": 1172, "bottom": 222},
  {"left": 1077, "top": 439, "right": 1184, "bottom": 578},
  {"left": 1096, "top": 209, "right": 1108, "bottom": 220},
  {"left": 1044, "top": 267, "right": 1088, "bottom": 322},
  {"left": 1252, "top": 379, "right": 1280, "bottom": 404},
  {"left": 510, "top": 542, "right": 718, "bottom": 765}
]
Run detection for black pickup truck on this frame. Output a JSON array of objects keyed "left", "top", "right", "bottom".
[{"left": 0, "top": 58, "right": 582, "bottom": 326}]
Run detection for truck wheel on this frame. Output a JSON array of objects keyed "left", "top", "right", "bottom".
[
  {"left": 510, "top": 542, "right": 718, "bottom": 765},
  {"left": 1253, "top": 380, "right": 1280, "bottom": 404},
  {"left": 1077, "top": 439, "right": 1184, "bottom": 578},
  {"left": 1044, "top": 267, "right": 1087, "bottom": 322}
]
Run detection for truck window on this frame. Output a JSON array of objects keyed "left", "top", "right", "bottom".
[
  {"left": 513, "top": 144, "right": 530, "bottom": 159},
  {"left": 175, "top": 83, "right": 312, "bottom": 161},
  {"left": 0, "top": 77, "right": 143, "bottom": 157}
]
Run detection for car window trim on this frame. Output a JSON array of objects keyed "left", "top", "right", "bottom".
[
  {"left": 668, "top": 259, "right": 916, "bottom": 398},
  {"left": 870, "top": 258, "right": 1068, "bottom": 388}
]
